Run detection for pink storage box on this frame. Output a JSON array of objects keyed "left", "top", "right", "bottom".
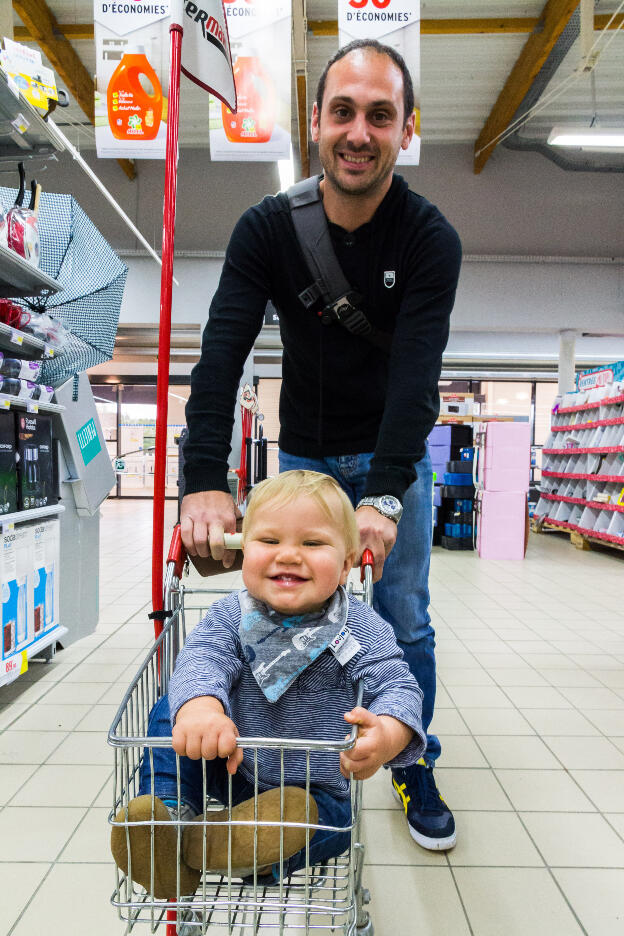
[
  {"left": 476, "top": 422, "right": 530, "bottom": 492},
  {"left": 476, "top": 490, "right": 528, "bottom": 560}
]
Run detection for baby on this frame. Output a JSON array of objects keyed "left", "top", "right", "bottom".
[{"left": 112, "top": 470, "right": 425, "bottom": 897}]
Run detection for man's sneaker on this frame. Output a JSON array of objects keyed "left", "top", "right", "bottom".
[{"left": 392, "top": 759, "right": 456, "bottom": 851}]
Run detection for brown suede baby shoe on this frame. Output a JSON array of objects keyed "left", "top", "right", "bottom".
[
  {"left": 183, "top": 786, "right": 319, "bottom": 876},
  {"left": 110, "top": 794, "right": 201, "bottom": 899}
]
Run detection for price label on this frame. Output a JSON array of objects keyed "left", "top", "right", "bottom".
[
  {"left": 27, "top": 402, "right": 39, "bottom": 414},
  {"left": 1, "top": 651, "right": 28, "bottom": 686},
  {"left": 0, "top": 396, "right": 10, "bottom": 410},
  {"left": 10, "top": 329, "right": 24, "bottom": 346},
  {"left": 11, "top": 114, "right": 29, "bottom": 135},
  {"left": 1, "top": 521, "right": 15, "bottom": 534},
  {"left": 44, "top": 346, "right": 54, "bottom": 358}
]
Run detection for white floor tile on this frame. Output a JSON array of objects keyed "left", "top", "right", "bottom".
[
  {"left": 521, "top": 811, "right": 624, "bottom": 867},
  {"left": 0, "top": 862, "right": 50, "bottom": 934},
  {"left": 553, "top": 869, "right": 624, "bottom": 936}
]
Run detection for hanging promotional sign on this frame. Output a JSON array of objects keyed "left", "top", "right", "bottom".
[
  {"left": 577, "top": 361, "right": 624, "bottom": 390},
  {"left": 180, "top": 0, "right": 236, "bottom": 110},
  {"left": 209, "top": 0, "right": 291, "bottom": 162},
  {"left": 94, "top": 0, "right": 171, "bottom": 159},
  {"left": 337, "top": 0, "right": 421, "bottom": 165}
]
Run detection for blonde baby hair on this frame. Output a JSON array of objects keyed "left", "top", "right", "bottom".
[{"left": 242, "top": 470, "right": 359, "bottom": 557}]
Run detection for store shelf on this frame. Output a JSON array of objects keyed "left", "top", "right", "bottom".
[
  {"left": 0, "top": 247, "right": 62, "bottom": 299},
  {"left": 542, "top": 519, "right": 624, "bottom": 549},
  {"left": 542, "top": 470, "right": 624, "bottom": 483},
  {"left": 0, "top": 393, "right": 64, "bottom": 415},
  {"left": 0, "top": 503, "right": 64, "bottom": 529},
  {"left": 557, "top": 393, "right": 624, "bottom": 415},
  {"left": 551, "top": 422, "right": 597, "bottom": 432},
  {"left": 543, "top": 446, "right": 624, "bottom": 455},
  {"left": 540, "top": 493, "right": 624, "bottom": 513},
  {"left": 0, "top": 625, "right": 68, "bottom": 688},
  {"left": 0, "top": 67, "right": 64, "bottom": 163}
]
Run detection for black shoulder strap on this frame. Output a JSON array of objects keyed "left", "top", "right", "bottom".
[{"left": 287, "top": 177, "right": 393, "bottom": 354}]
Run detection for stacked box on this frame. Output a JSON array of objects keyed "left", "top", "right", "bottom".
[
  {"left": 474, "top": 422, "right": 530, "bottom": 560},
  {"left": 428, "top": 425, "right": 474, "bottom": 544},
  {"left": 0, "top": 410, "right": 17, "bottom": 515},
  {"left": 1, "top": 526, "right": 33, "bottom": 659},
  {"left": 16, "top": 412, "right": 56, "bottom": 510},
  {"left": 32, "top": 519, "right": 60, "bottom": 636}
]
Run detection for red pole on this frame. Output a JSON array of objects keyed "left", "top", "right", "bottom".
[{"left": 152, "top": 22, "right": 183, "bottom": 636}]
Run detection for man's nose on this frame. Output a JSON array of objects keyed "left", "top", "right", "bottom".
[{"left": 346, "top": 112, "right": 371, "bottom": 148}]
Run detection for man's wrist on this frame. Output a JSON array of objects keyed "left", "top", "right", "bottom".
[{"left": 356, "top": 495, "right": 403, "bottom": 523}]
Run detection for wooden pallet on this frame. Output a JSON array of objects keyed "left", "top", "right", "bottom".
[{"left": 532, "top": 519, "right": 624, "bottom": 553}]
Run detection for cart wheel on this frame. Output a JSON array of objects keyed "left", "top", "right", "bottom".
[{"left": 356, "top": 915, "right": 374, "bottom": 936}]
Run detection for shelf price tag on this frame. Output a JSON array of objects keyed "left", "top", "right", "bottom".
[
  {"left": 1, "top": 522, "right": 15, "bottom": 534},
  {"left": 1, "top": 651, "right": 28, "bottom": 687},
  {"left": 0, "top": 396, "right": 10, "bottom": 410},
  {"left": 27, "top": 402, "right": 39, "bottom": 414},
  {"left": 43, "top": 345, "right": 54, "bottom": 358},
  {"left": 10, "top": 329, "right": 24, "bottom": 346}
]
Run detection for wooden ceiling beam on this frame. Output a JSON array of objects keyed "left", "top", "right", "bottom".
[
  {"left": 307, "top": 14, "right": 624, "bottom": 36},
  {"left": 11, "top": 0, "right": 136, "bottom": 180},
  {"left": 14, "top": 13, "right": 624, "bottom": 43},
  {"left": 473, "top": 0, "right": 580, "bottom": 175}
]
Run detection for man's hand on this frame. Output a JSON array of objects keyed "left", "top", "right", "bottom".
[
  {"left": 340, "top": 707, "right": 414, "bottom": 781},
  {"left": 355, "top": 506, "right": 397, "bottom": 582},
  {"left": 180, "top": 490, "right": 241, "bottom": 565},
  {"left": 172, "top": 696, "right": 243, "bottom": 775}
]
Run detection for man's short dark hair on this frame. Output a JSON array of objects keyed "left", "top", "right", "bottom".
[{"left": 315, "top": 39, "right": 415, "bottom": 125}]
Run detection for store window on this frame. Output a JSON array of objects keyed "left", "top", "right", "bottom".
[
  {"left": 480, "top": 381, "right": 533, "bottom": 420},
  {"left": 534, "top": 382, "right": 559, "bottom": 479}
]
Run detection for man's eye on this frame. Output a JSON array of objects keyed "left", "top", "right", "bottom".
[
  {"left": 334, "top": 107, "right": 350, "bottom": 120},
  {"left": 372, "top": 111, "right": 390, "bottom": 123}
]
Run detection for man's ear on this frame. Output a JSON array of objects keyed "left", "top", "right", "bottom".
[
  {"left": 401, "top": 111, "right": 415, "bottom": 151},
  {"left": 310, "top": 102, "right": 320, "bottom": 143},
  {"left": 339, "top": 552, "right": 356, "bottom": 586}
]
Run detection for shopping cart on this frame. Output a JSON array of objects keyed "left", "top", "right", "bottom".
[{"left": 108, "top": 526, "right": 375, "bottom": 936}]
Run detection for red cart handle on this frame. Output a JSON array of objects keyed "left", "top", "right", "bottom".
[
  {"left": 167, "top": 523, "right": 187, "bottom": 580},
  {"left": 360, "top": 548, "right": 374, "bottom": 582}
]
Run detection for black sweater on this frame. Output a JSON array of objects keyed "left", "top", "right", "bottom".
[{"left": 184, "top": 174, "right": 462, "bottom": 502}]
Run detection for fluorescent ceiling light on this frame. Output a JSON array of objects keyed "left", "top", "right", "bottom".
[{"left": 548, "top": 126, "right": 624, "bottom": 148}]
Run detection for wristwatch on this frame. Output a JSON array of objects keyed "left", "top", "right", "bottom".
[{"left": 356, "top": 495, "right": 403, "bottom": 524}]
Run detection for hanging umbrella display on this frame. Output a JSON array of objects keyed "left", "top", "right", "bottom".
[{"left": 0, "top": 185, "right": 127, "bottom": 385}]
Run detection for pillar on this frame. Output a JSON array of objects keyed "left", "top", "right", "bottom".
[{"left": 558, "top": 329, "right": 577, "bottom": 396}]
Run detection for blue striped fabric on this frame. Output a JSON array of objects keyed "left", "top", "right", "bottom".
[{"left": 168, "top": 592, "right": 426, "bottom": 798}]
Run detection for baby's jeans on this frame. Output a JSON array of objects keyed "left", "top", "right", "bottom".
[{"left": 137, "top": 695, "right": 353, "bottom": 878}]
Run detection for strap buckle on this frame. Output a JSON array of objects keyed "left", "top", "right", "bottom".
[{"left": 321, "top": 291, "right": 370, "bottom": 335}]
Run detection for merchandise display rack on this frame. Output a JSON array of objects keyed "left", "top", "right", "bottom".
[
  {"left": 535, "top": 382, "right": 624, "bottom": 548},
  {"left": 0, "top": 245, "right": 62, "bottom": 299}
]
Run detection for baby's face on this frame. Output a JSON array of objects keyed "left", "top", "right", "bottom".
[{"left": 242, "top": 493, "right": 354, "bottom": 615}]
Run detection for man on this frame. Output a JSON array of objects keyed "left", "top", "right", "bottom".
[{"left": 181, "top": 39, "right": 462, "bottom": 851}]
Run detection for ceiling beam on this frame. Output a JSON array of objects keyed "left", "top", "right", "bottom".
[
  {"left": 473, "top": 0, "right": 579, "bottom": 175},
  {"left": 306, "top": 14, "right": 624, "bottom": 36},
  {"left": 11, "top": 0, "right": 136, "bottom": 181}
]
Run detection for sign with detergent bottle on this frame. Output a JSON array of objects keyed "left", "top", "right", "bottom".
[
  {"left": 94, "top": 0, "right": 171, "bottom": 158},
  {"left": 337, "top": 0, "right": 421, "bottom": 165},
  {"left": 209, "top": 0, "right": 292, "bottom": 161}
]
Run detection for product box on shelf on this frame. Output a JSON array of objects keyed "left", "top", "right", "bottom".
[
  {"left": 1, "top": 525, "right": 33, "bottom": 659},
  {"left": 0, "top": 410, "right": 17, "bottom": 514},
  {"left": 32, "top": 519, "right": 59, "bottom": 637},
  {"left": 0, "top": 354, "right": 42, "bottom": 382},
  {"left": 16, "top": 411, "right": 56, "bottom": 509}
]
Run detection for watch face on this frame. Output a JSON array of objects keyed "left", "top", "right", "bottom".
[{"left": 378, "top": 495, "right": 400, "bottom": 515}]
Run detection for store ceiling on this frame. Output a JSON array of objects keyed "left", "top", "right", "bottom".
[{"left": 10, "top": 0, "right": 624, "bottom": 178}]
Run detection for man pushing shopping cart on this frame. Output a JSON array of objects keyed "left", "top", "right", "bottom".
[{"left": 109, "top": 470, "right": 425, "bottom": 934}]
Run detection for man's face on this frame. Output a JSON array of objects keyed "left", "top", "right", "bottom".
[{"left": 311, "top": 49, "right": 414, "bottom": 198}]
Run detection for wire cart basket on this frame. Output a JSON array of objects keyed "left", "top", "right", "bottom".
[{"left": 108, "top": 526, "right": 375, "bottom": 936}]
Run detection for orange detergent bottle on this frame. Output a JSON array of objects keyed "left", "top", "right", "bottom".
[
  {"left": 107, "top": 48, "right": 162, "bottom": 141},
  {"left": 222, "top": 53, "right": 276, "bottom": 143}
]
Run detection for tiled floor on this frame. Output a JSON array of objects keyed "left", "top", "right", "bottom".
[{"left": 1, "top": 499, "right": 623, "bottom": 935}]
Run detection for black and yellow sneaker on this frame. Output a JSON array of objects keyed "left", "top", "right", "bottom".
[{"left": 392, "top": 759, "right": 456, "bottom": 851}]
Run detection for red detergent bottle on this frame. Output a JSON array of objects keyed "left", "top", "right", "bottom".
[
  {"left": 107, "top": 48, "right": 162, "bottom": 141},
  {"left": 222, "top": 51, "right": 276, "bottom": 144}
]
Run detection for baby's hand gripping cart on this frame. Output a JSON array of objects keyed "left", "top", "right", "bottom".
[{"left": 108, "top": 526, "right": 375, "bottom": 936}]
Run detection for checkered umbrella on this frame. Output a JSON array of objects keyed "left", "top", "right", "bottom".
[{"left": 1, "top": 187, "right": 127, "bottom": 385}]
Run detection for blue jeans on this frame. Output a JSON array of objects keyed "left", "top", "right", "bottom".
[
  {"left": 278, "top": 449, "right": 440, "bottom": 764},
  {"left": 138, "top": 696, "right": 352, "bottom": 879}
]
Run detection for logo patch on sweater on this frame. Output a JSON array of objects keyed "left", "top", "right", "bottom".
[{"left": 384, "top": 270, "right": 396, "bottom": 288}]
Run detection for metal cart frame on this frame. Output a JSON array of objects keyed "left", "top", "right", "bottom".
[{"left": 108, "top": 529, "right": 375, "bottom": 936}]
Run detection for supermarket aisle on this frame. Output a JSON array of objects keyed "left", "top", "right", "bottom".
[{"left": 1, "top": 499, "right": 623, "bottom": 935}]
